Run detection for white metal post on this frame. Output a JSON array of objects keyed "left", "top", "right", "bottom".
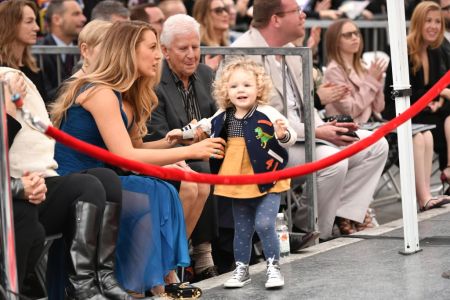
[
  {"left": 0, "top": 81, "right": 19, "bottom": 297},
  {"left": 386, "top": 1, "right": 420, "bottom": 254}
]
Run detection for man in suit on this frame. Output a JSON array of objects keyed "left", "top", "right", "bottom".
[
  {"left": 232, "top": 0, "right": 388, "bottom": 241},
  {"left": 145, "top": 14, "right": 219, "bottom": 281},
  {"left": 40, "top": 0, "right": 86, "bottom": 103}
]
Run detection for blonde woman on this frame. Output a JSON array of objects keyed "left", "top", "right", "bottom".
[
  {"left": 193, "top": 0, "right": 230, "bottom": 70},
  {"left": 72, "top": 20, "right": 112, "bottom": 77},
  {"left": 51, "top": 21, "right": 226, "bottom": 296}
]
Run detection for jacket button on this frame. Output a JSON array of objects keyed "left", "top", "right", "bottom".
[{"left": 244, "top": 121, "right": 247, "bottom": 124}]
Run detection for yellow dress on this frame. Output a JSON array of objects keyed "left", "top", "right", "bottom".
[{"left": 214, "top": 137, "right": 290, "bottom": 199}]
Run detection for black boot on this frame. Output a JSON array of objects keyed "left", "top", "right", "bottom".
[
  {"left": 97, "top": 202, "right": 135, "bottom": 300},
  {"left": 66, "top": 202, "right": 106, "bottom": 300}
]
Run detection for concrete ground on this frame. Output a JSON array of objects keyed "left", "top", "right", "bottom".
[
  {"left": 194, "top": 206, "right": 450, "bottom": 300},
  {"left": 183, "top": 163, "right": 450, "bottom": 299}
]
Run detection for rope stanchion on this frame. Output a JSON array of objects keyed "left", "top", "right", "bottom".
[{"left": 44, "top": 71, "right": 450, "bottom": 185}]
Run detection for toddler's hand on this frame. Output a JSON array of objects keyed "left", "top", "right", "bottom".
[
  {"left": 166, "top": 129, "right": 183, "bottom": 146},
  {"left": 274, "top": 119, "right": 288, "bottom": 140}
]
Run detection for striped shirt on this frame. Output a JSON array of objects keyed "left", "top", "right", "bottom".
[{"left": 170, "top": 70, "right": 202, "bottom": 122}]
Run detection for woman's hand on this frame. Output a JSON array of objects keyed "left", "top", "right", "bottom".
[
  {"left": 368, "top": 58, "right": 388, "bottom": 81},
  {"left": 188, "top": 137, "right": 226, "bottom": 160},
  {"left": 317, "top": 82, "right": 351, "bottom": 105},
  {"left": 166, "top": 129, "right": 183, "bottom": 146},
  {"left": 21, "top": 171, "right": 47, "bottom": 205}
]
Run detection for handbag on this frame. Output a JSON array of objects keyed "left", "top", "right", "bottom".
[{"left": 164, "top": 282, "right": 202, "bottom": 299}]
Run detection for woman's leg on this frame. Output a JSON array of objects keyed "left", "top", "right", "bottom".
[
  {"left": 80, "top": 168, "right": 133, "bottom": 299},
  {"left": 41, "top": 174, "right": 108, "bottom": 300},
  {"left": 13, "top": 200, "right": 45, "bottom": 294},
  {"left": 413, "top": 133, "right": 432, "bottom": 206}
]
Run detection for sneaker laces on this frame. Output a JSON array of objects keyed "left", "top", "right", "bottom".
[
  {"left": 266, "top": 257, "right": 281, "bottom": 279},
  {"left": 231, "top": 262, "right": 247, "bottom": 280}
]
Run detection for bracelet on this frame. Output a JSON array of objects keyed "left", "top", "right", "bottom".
[{"left": 10, "top": 93, "right": 21, "bottom": 102}]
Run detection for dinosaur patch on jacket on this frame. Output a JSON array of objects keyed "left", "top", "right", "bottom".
[{"left": 255, "top": 127, "right": 273, "bottom": 148}]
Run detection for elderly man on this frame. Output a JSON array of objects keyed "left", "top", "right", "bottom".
[
  {"left": 144, "top": 14, "right": 219, "bottom": 282},
  {"left": 232, "top": 0, "right": 388, "bottom": 242},
  {"left": 40, "top": 0, "right": 86, "bottom": 103}
]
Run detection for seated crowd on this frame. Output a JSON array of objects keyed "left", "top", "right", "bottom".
[{"left": 1, "top": 0, "right": 450, "bottom": 298}]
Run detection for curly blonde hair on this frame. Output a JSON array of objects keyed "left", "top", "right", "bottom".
[{"left": 213, "top": 57, "right": 272, "bottom": 110}]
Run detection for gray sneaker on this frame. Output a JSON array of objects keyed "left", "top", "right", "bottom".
[
  {"left": 265, "top": 257, "right": 284, "bottom": 288},
  {"left": 223, "top": 262, "right": 251, "bottom": 288}
]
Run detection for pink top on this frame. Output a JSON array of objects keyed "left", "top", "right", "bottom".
[{"left": 323, "top": 60, "right": 385, "bottom": 124}]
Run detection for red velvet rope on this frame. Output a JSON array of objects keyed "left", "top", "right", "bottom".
[{"left": 45, "top": 71, "right": 450, "bottom": 184}]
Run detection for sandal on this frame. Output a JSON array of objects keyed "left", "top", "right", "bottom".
[
  {"left": 354, "top": 211, "right": 375, "bottom": 232},
  {"left": 420, "top": 196, "right": 450, "bottom": 212},
  {"left": 335, "top": 217, "right": 355, "bottom": 235}
]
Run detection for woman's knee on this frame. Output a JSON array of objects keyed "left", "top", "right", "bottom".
[
  {"left": 179, "top": 181, "right": 199, "bottom": 203},
  {"left": 82, "top": 168, "right": 122, "bottom": 204},
  {"left": 65, "top": 173, "right": 107, "bottom": 209}
]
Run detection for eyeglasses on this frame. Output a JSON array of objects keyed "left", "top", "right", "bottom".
[
  {"left": 341, "top": 30, "right": 361, "bottom": 39},
  {"left": 275, "top": 5, "right": 302, "bottom": 17},
  {"left": 211, "top": 6, "right": 230, "bottom": 15},
  {"left": 442, "top": 5, "right": 450, "bottom": 12}
]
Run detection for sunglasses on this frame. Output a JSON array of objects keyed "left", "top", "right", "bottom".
[
  {"left": 211, "top": 6, "right": 230, "bottom": 15},
  {"left": 341, "top": 30, "right": 361, "bottom": 39}
]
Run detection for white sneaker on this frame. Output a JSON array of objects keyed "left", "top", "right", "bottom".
[
  {"left": 265, "top": 257, "right": 284, "bottom": 288},
  {"left": 223, "top": 262, "right": 251, "bottom": 288}
]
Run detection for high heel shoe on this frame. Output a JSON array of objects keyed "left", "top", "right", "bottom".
[{"left": 440, "top": 166, "right": 450, "bottom": 195}]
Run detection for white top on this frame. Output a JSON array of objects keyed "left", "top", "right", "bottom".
[{"left": 2, "top": 67, "right": 59, "bottom": 178}]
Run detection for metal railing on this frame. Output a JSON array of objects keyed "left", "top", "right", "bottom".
[
  {"left": 31, "top": 45, "right": 318, "bottom": 232},
  {"left": 0, "top": 80, "right": 19, "bottom": 299}
]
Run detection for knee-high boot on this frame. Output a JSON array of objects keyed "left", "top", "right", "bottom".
[
  {"left": 66, "top": 202, "right": 106, "bottom": 300},
  {"left": 97, "top": 202, "right": 135, "bottom": 300}
]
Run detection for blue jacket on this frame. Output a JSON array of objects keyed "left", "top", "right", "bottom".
[{"left": 185, "top": 105, "right": 297, "bottom": 192}]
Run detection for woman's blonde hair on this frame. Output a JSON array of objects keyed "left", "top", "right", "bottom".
[
  {"left": 51, "top": 21, "right": 161, "bottom": 139},
  {"left": 78, "top": 20, "right": 112, "bottom": 50},
  {"left": 213, "top": 57, "right": 272, "bottom": 109},
  {"left": 325, "top": 19, "right": 364, "bottom": 76},
  {"left": 192, "top": 0, "right": 229, "bottom": 46},
  {"left": 407, "top": 1, "right": 444, "bottom": 75},
  {"left": 0, "top": 0, "right": 39, "bottom": 72}
]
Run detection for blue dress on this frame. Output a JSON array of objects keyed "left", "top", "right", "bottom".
[{"left": 54, "top": 86, "right": 190, "bottom": 292}]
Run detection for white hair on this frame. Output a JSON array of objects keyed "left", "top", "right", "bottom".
[{"left": 160, "top": 14, "right": 200, "bottom": 47}]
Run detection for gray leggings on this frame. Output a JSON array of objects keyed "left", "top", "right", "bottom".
[{"left": 232, "top": 193, "right": 281, "bottom": 264}]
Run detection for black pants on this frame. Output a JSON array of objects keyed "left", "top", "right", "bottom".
[{"left": 14, "top": 168, "right": 121, "bottom": 294}]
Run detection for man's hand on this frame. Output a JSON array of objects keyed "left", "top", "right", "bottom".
[
  {"left": 315, "top": 121, "right": 359, "bottom": 146},
  {"left": 21, "top": 171, "right": 47, "bottom": 205}
]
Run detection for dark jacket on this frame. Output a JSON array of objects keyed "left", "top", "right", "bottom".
[
  {"left": 38, "top": 34, "right": 76, "bottom": 103},
  {"left": 207, "top": 105, "right": 296, "bottom": 193},
  {"left": 7, "top": 114, "right": 24, "bottom": 198},
  {"left": 145, "top": 60, "right": 217, "bottom": 141}
]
